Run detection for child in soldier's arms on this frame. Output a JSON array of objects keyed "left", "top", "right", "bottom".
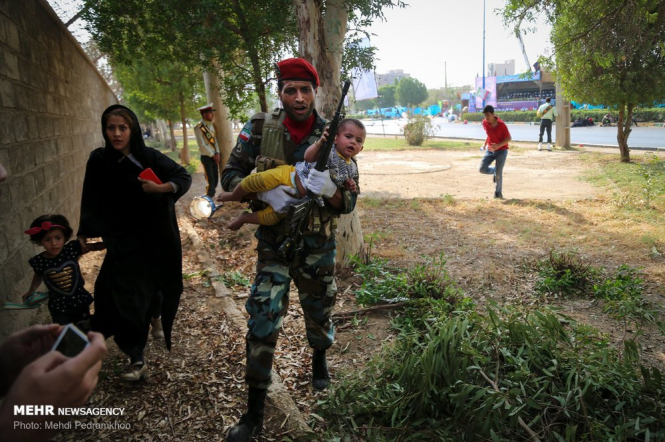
[{"left": 216, "top": 118, "right": 365, "bottom": 230}]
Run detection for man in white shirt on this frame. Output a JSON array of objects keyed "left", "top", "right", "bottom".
[
  {"left": 536, "top": 98, "right": 558, "bottom": 151},
  {"left": 194, "top": 104, "right": 221, "bottom": 197}
]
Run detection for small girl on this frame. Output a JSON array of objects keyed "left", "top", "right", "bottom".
[{"left": 23, "top": 214, "right": 105, "bottom": 331}]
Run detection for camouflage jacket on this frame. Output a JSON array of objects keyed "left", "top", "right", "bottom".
[{"left": 221, "top": 108, "right": 357, "bottom": 242}]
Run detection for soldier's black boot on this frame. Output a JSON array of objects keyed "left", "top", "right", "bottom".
[
  {"left": 226, "top": 387, "right": 267, "bottom": 442},
  {"left": 312, "top": 349, "right": 331, "bottom": 391}
]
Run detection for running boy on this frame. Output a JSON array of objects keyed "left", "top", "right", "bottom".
[
  {"left": 216, "top": 118, "right": 364, "bottom": 230},
  {"left": 479, "top": 105, "right": 511, "bottom": 199},
  {"left": 23, "top": 214, "right": 105, "bottom": 331}
]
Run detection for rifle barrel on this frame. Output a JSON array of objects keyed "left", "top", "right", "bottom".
[{"left": 315, "top": 80, "right": 351, "bottom": 172}]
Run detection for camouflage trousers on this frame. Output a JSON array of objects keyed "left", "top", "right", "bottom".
[{"left": 244, "top": 233, "right": 337, "bottom": 390}]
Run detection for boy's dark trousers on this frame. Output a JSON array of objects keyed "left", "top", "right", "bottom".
[
  {"left": 201, "top": 155, "right": 219, "bottom": 198},
  {"left": 539, "top": 119, "right": 553, "bottom": 143}
]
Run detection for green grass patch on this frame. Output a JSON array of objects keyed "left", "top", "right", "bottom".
[
  {"left": 580, "top": 152, "right": 665, "bottom": 212},
  {"left": 363, "top": 137, "right": 482, "bottom": 152}
]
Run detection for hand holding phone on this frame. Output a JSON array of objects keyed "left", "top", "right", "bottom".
[{"left": 51, "top": 324, "right": 90, "bottom": 358}]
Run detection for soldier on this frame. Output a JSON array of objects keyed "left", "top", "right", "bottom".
[
  {"left": 221, "top": 58, "right": 357, "bottom": 441},
  {"left": 195, "top": 104, "right": 222, "bottom": 197}
]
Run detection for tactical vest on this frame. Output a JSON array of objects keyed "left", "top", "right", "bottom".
[{"left": 251, "top": 108, "right": 338, "bottom": 236}]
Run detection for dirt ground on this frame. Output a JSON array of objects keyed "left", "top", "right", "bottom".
[
  {"left": 357, "top": 143, "right": 600, "bottom": 200},
  {"left": 58, "top": 143, "right": 663, "bottom": 441}
]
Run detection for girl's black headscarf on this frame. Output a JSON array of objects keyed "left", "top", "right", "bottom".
[{"left": 101, "top": 104, "right": 151, "bottom": 166}]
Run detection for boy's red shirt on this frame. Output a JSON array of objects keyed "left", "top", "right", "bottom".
[{"left": 482, "top": 117, "right": 510, "bottom": 151}]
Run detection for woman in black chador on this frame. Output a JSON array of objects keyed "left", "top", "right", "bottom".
[{"left": 78, "top": 105, "right": 191, "bottom": 381}]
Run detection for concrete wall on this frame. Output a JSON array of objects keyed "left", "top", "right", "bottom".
[{"left": 0, "top": 0, "right": 117, "bottom": 339}]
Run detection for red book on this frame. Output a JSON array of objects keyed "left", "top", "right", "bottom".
[{"left": 138, "top": 168, "right": 162, "bottom": 184}]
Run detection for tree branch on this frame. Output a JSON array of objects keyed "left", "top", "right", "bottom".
[{"left": 331, "top": 302, "right": 408, "bottom": 320}]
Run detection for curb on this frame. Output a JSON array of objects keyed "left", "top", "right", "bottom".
[{"left": 176, "top": 204, "right": 314, "bottom": 440}]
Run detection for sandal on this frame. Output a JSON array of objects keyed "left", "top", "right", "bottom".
[{"left": 120, "top": 361, "right": 149, "bottom": 382}]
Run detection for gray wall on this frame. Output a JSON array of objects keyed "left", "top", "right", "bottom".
[{"left": 0, "top": 0, "right": 117, "bottom": 339}]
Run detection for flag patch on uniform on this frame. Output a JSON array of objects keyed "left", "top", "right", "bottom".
[{"left": 239, "top": 128, "right": 251, "bottom": 142}]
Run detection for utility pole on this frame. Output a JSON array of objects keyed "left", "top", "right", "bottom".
[
  {"left": 444, "top": 61, "right": 448, "bottom": 101},
  {"left": 482, "top": 0, "right": 486, "bottom": 110}
]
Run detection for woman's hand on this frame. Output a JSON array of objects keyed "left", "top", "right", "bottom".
[
  {"left": 138, "top": 178, "right": 172, "bottom": 194},
  {"left": 77, "top": 235, "right": 88, "bottom": 253}
]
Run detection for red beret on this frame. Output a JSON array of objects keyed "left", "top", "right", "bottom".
[{"left": 276, "top": 58, "right": 320, "bottom": 87}]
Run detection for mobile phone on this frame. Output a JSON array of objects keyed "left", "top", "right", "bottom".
[
  {"left": 138, "top": 168, "right": 163, "bottom": 184},
  {"left": 51, "top": 323, "right": 90, "bottom": 357}
]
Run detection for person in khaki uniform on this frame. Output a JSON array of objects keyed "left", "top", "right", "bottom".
[
  {"left": 221, "top": 58, "right": 358, "bottom": 442},
  {"left": 194, "top": 104, "right": 221, "bottom": 197}
]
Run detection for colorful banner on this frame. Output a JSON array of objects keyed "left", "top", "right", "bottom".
[
  {"left": 496, "top": 101, "right": 539, "bottom": 111},
  {"left": 495, "top": 71, "right": 541, "bottom": 84},
  {"left": 474, "top": 76, "right": 497, "bottom": 109}
]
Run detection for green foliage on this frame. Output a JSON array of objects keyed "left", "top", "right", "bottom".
[
  {"left": 114, "top": 60, "right": 205, "bottom": 123},
  {"left": 351, "top": 252, "right": 464, "bottom": 307},
  {"left": 350, "top": 255, "right": 408, "bottom": 306},
  {"left": 532, "top": 250, "right": 664, "bottom": 332},
  {"left": 462, "top": 107, "right": 665, "bottom": 123},
  {"left": 592, "top": 265, "right": 663, "bottom": 332},
  {"left": 221, "top": 271, "right": 251, "bottom": 288},
  {"left": 395, "top": 77, "right": 428, "bottom": 107},
  {"left": 403, "top": 114, "right": 436, "bottom": 146},
  {"left": 534, "top": 250, "right": 597, "bottom": 297},
  {"left": 320, "top": 304, "right": 665, "bottom": 441},
  {"left": 406, "top": 253, "right": 461, "bottom": 303},
  {"left": 84, "top": 0, "right": 298, "bottom": 115},
  {"left": 377, "top": 84, "right": 397, "bottom": 108},
  {"left": 582, "top": 153, "right": 665, "bottom": 213},
  {"left": 502, "top": 0, "right": 665, "bottom": 160},
  {"left": 640, "top": 152, "right": 665, "bottom": 209}
]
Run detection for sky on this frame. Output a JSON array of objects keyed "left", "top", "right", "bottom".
[
  {"left": 365, "top": 0, "right": 553, "bottom": 90},
  {"left": 47, "top": 0, "right": 552, "bottom": 92}
]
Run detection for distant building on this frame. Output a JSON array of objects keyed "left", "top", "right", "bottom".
[
  {"left": 487, "top": 59, "right": 515, "bottom": 77},
  {"left": 376, "top": 69, "right": 411, "bottom": 88}
]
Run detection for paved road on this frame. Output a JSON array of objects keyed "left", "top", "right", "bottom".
[{"left": 362, "top": 118, "right": 665, "bottom": 149}]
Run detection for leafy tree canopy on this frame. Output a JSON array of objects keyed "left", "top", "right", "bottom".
[
  {"left": 378, "top": 84, "right": 397, "bottom": 108},
  {"left": 503, "top": 0, "right": 665, "bottom": 161},
  {"left": 114, "top": 60, "right": 206, "bottom": 123},
  {"left": 395, "top": 77, "right": 428, "bottom": 107}
]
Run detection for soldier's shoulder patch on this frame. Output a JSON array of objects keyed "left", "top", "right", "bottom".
[{"left": 239, "top": 128, "right": 251, "bottom": 142}]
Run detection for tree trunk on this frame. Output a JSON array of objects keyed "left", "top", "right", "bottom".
[
  {"left": 167, "top": 119, "right": 176, "bottom": 152},
  {"left": 295, "top": 0, "right": 348, "bottom": 117},
  {"left": 616, "top": 104, "right": 632, "bottom": 163},
  {"left": 295, "top": 0, "right": 363, "bottom": 266},
  {"left": 335, "top": 211, "right": 365, "bottom": 265},
  {"left": 155, "top": 120, "right": 166, "bottom": 143},
  {"left": 179, "top": 94, "right": 190, "bottom": 165},
  {"left": 203, "top": 66, "right": 234, "bottom": 171}
]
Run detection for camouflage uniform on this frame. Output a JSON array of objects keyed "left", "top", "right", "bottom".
[{"left": 222, "top": 109, "right": 357, "bottom": 389}]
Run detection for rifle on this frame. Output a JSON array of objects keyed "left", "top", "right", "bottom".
[{"left": 277, "top": 79, "right": 352, "bottom": 260}]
